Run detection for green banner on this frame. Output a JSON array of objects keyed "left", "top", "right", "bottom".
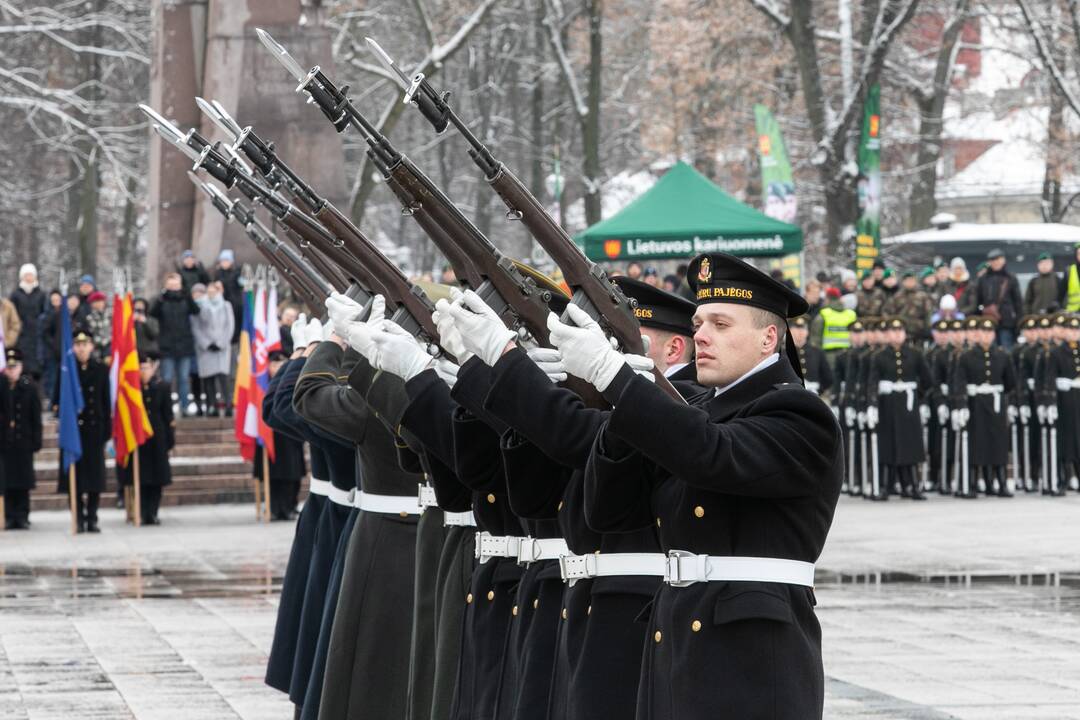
[
  {"left": 855, "top": 84, "right": 882, "bottom": 273},
  {"left": 755, "top": 104, "right": 802, "bottom": 286}
]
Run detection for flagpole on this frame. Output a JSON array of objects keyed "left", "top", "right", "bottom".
[
  {"left": 262, "top": 450, "right": 271, "bottom": 522},
  {"left": 133, "top": 451, "right": 142, "bottom": 528},
  {"left": 69, "top": 464, "right": 78, "bottom": 535}
]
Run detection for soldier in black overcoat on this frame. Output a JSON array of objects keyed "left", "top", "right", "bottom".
[
  {"left": 789, "top": 314, "right": 834, "bottom": 399},
  {"left": 254, "top": 349, "right": 307, "bottom": 521},
  {"left": 1037, "top": 313, "right": 1080, "bottom": 493},
  {"left": 836, "top": 320, "right": 867, "bottom": 495},
  {"left": 1013, "top": 317, "right": 1042, "bottom": 492},
  {"left": 565, "top": 252, "right": 842, "bottom": 720},
  {"left": 951, "top": 316, "right": 1019, "bottom": 497},
  {"left": 3, "top": 349, "right": 42, "bottom": 529},
  {"left": 866, "top": 318, "right": 933, "bottom": 500},
  {"left": 115, "top": 352, "right": 175, "bottom": 524},
  {"left": 55, "top": 328, "right": 111, "bottom": 532}
]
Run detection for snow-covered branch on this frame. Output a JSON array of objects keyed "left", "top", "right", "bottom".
[
  {"left": 542, "top": 0, "right": 588, "bottom": 119},
  {"left": 1016, "top": 0, "right": 1080, "bottom": 119}
]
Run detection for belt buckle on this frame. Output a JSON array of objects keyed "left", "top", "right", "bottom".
[
  {"left": 665, "top": 550, "right": 698, "bottom": 587},
  {"left": 517, "top": 537, "right": 538, "bottom": 565},
  {"left": 474, "top": 531, "right": 489, "bottom": 562},
  {"left": 558, "top": 554, "right": 596, "bottom": 585}
]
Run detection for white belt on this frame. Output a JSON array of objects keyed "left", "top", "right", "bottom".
[
  {"left": 474, "top": 532, "right": 528, "bottom": 563},
  {"left": 559, "top": 552, "right": 667, "bottom": 585},
  {"left": 664, "top": 552, "right": 816, "bottom": 588},
  {"left": 966, "top": 383, "right": 1005, "bottom": 412},
  {"left": 804, "top": 381, "right": 820, "bottom": 394},
  {"left": 327, "top": 484, "right": 353, "bottom": 507},
  {"left": 443, "top": 510, "right": 476, "bottom": 527},
  {"left": 418, "top": 484, "right": 438, "bottom": 509},
  {"left": 1056, "top": 377, "right": 1080, "bottom": 391},
  {"left": 516, "top": 537, "right": 569, "bottom": 564},
  {"left": 308, "top": 478, "right": 331, "bottom": 497},
  {"left": 878, "top": 380, "right": 918, "bottom": 411},
  {"left": 354, "top": 490, "right": 422, "bottom": 516}
]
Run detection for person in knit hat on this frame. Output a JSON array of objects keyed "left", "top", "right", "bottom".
[{"left": 9, "top": 264, "right": 41, "bottom": 377}]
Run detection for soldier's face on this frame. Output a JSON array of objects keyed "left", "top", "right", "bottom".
[
  {"left": 790, "top": 325, "right": 808, "bottom": 347},
  {"left": 692, "top": 303, "right": 778, "bottom": 388},
  {"left": 887, "top": 329, "right": 906, "bottom": 346},
  {"left": 5, "top": 362, "right": 22, "bottom": 383},
  {"left": 73, "top": 341, "right": 93, "bottom": 363},
  {"left": 850, "top": 333, "right": 864, "bottom": 347},
  {"left": 140, "top": 361, "right": 157, "bottom": 384},
  {"left": 979, "top": 330, "right": 995, "bottom": 347}
]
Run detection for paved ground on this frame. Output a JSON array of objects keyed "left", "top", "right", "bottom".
[{"left": 1, "top": 494, "right": 1079, "bottom": 718}]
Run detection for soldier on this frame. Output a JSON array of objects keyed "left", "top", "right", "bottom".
[
  {"left": 116, "top": 352, "right": 176, "bottom": 524},
  {"left": 835, "top": 320, "right": 866, "bottom": 495},
  {"left": 925, "top": 320, "right": 951, "bottom": 492},
  {"left": 55, "top": 328, "right": 111, "bottom": 533},
  {"left": 1030, "top": 316, "right": 1057, "bottom": 493},
  {"left": 563, "top": 251, "right": 842, "bottom": 720},
  {"left": 254, "top": 349, "right": 307, "bottom": 521},
  {"left": 856, "top": 272, "right": 886, "bottom": 317},
  {"left": 791, "top": 315, "right": 833, "bottom": 399},
  {"left": 883, "top": 270, "right": 936, "bottom": 343},
  {"left": 951, "top": 317, "right": 1018, "bottom": 498},
  {"left": 1013, "top": 317, "right": 1041, "bottom": 492},
  {"left": 2, "top": 349, "right": 43, "bottom": 529},
  {"left": 1038, "top": 313, "right": 1080, "bottom": 494},
  {"left": 866, "top": 318, "right": 933, "bottom": 500}
]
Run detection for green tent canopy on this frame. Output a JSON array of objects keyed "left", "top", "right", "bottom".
[{"left": 575, "top": 161, "right": 803, "bottom": 262}]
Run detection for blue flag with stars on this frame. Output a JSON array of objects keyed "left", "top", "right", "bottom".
[{"left": 58, "top": 299, "right": 84, "bottom": 472}]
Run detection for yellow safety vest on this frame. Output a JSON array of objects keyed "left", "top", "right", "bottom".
[
  {"left": 1068, "top": 264, "right": 1080, "bottom": 312},
  {"left": 819, "top": 307, "right": 857, "bottom": 350}
]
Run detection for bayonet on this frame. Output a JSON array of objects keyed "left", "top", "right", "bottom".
[
  {"left": 364, "top": 37, "right": 412, "bottom": 90},
  {"left": 256, "top": 28, "right": 308, "bottom": 84}
]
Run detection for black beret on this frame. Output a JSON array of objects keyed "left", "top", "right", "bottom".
[
  {"left": 72, "top": 327, "right": 93, "bottom": 343},
  {"left": 932, "top": 319, "right": 950, "bottom": 332},
  {"left": 613, "top": 276, "right": 697, "bottom": 337},
  {"left": 948, "top": 319, "right": 964, "bottom": 331},
  {"left": 685, "top": 252, "right": 808, "bottom": 318},
  {"left": 789, "top": 314, "right": 809, "bottom": 329}
]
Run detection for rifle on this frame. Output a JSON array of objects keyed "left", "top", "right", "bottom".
[
  {"left": 255, "top": 30, "right": 558, "bottom": 349},
  {"left": 365, "top": 39, "right": 683, "bottom": 402},
  {"left": 142, "top": 105, "right": 439, "bottom": 343}
]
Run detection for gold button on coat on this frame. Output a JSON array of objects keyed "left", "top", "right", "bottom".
[
  {"left": 512, "top": 606, "right": 518, "bottom": 616},
  {"left": 533, "top": 598, "right": 539, "bottom": 609},
  {"left": 487, "top": 590, "right": 495, "bottom": 601},
  {"left": 654, "top": 630, "right": 662, "bottom": 643},
  {"left": 486, "top": 493, "right": 496, "bottom": 504},
  {"left": 561, "top": 608, "right": 568, "bottom": 620},
  {"left": 691, "top": 620, "right": 702, "bottom": 632},
  {"left": 693, "top": 505, "right": 705, "bottom": 518},
  {"left": 466, "top": 593, "right": 473, "bottom": 604}
]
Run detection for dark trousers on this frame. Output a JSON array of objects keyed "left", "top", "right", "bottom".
[
  {"left": 202, "top": 373, "right": 229, "bottom": 413},
  {"left": 4, "top": 489, "right": 30, "bottom": 523},
  {"left": 270, "top": 479, "right": 298, "bottom": 520},
  {"left": 76, "top": 492, "right": 100, "bottom": 526},
  {"left": 141, "top": 485, "right": 163, "bottom": 522}
]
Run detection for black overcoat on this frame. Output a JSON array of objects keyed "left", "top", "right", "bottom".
[
  {"left": 2, "top": 375, "right": 42, "bottom": 490},
  {"left": 57, "top": 359, "right": 110, "bottom": 494}
]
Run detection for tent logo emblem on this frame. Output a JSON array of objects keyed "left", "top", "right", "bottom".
[
  {"left": 603, "top": 239, "right": 622, "bottom": 258},
  {"left": 868, "top": 114, "right": 880, "bottom": 138},
  {"left": 758, "top": 134, "right": 771, "bottom": 155},
  {"left": 697, "top": 257, "right": 712, "bottom": 284}
]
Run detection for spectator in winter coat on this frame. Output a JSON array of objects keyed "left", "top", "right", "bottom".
[
  {"left": 0, "top": 291, "right": 21, "bottom": 351},
  {"left": 213, "top": 249, "right": 244, "bottom": 344},
  {"left": 74, "top": 275, "right": 95, "bottom": 325},
  {"left": 177, "top": 250, "right": 212, "bottom": 292},
  {"left": 37, "top": 291, "right": 62, "bottom": 399},
  {"left": 9, "top": 263, "right": 44, "bottom": 377},
  {"left": 149, "top": 273, "right": 200, "bottom": 416},
  {"left": 191, "top": 280, "right": 234, "bottom": 416},
  {"left": 941, "top": 256, "right": 971, "bottom": 303},
  {"left": 839, "top": 269, "right": 858, "bottom": 297},
  {"left": 1023, "top": 252, "right": 1065, "bottom": 315},
  {"left": 84, "top": 291, "right": 111, "bottom": 361},
  {"left": 132, "top": 297, "right": 160, "bottom": 357},
  {"left": 43, "top": 294, "right": 81, "bottom": 366},
  {"left": 972, "top": 249, "right": 1023, "bottom": 348}
]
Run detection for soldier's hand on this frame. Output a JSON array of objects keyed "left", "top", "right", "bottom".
[
  {"left": 432, "top": 296, "right": 473, "bottom": 363},
  {"left": 326, "top": 292, "right": 368, "bottom": 337},
  {"left": 344, "top": 319, "right": 379, "bottom": 364},
  {"left": 866, "top": 406, "right": 879, "bottom": 429},
  {"left": 856, "top": 411, "right": 866, "bottom": 429},
  {"left": 1020, "top": 405, "right": 1031, "bottom": 424},
  {"left": 305, "top": 318, "right": 324, "bottom": 348},
  {"left": 526, "top": 347, "right": 567, "bottom": 383},
  {"left": 1007, "top": 405, "right": 1018, "bottom": 423},
  {"left": 547, "top": 305, "right": 625, "bottom": 392},
  {"left": 445, "top": 290, "right": 516, "bottom": 367},
  {"left": 368, "top": 323, "right": 434, "bottom": 381},
  {"left": 919, "top": 405, "right": 931, "bottom": 425},
  {"left": 620, "top": 342, "right": 655, "bottom": 383},
  {"left": 937, "top": 404, "right": 949, "bottom": 426},
  {"left": 291, "top": 313, "right": 309, "bottom": 349},
  {"left": 1037, "top": 405, "right": 1047, "bottom": 424},
  {"left": 1047, "top": 405, "right": 1058, "bottom": 425},
  {"left": 434, "top": 357, "right": 459, "bottom": 388},
  {"left": 844, "top": 407, "right": 857, "bottom": 426}
]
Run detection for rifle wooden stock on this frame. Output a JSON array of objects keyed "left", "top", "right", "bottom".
[
  {"left": 278, "top": 207, "right": 391, "bottom": 299},
  {"left": 248, "top": 233, "right": 322, "bottom": 312},
  {"left": 486, "top": 165, "right": 683, "bottom": 401}
]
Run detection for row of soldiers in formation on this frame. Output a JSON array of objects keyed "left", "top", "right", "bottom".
[
  {"left": 261, "top": 252, "right": 840, "bottom": 720},
  {"left": 795, "top": 312, "right": 1080, "bottom": 500}
]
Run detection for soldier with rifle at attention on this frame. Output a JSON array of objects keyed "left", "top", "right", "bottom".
[
  {"left": 1037, "top": 313, "right": 1080, "bottom": 495},
  {"left": 951, "top": 317, "right": 1019, "bottom": 498},
  {"left": 926, "top": 319, "right": 952, "bottom": 493},
  {"left": 1013, "top": 316, "right": 1041, "bottom": 492},
  {"left": 790, "top": 314, "right": 834, "bottom": 401},
  {"left": 2, "top": 348, "right": 43, "bottom": 530},
  {"left": 865, "top": 318, "right": 933, "bottom": 500}
]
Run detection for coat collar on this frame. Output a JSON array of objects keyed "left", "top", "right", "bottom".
[{"left": 703, "top": 356, "right": 800, "bottom": 422}]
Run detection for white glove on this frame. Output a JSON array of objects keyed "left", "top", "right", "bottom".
[
  {"left": 432, "top": 296, "right": 473, "bottom": 363},
  {"left": 445, "top": 290, "right": 515, "bottom": 366},
  {"left": 526, "top": 347, "right": 567, "bottom": 383},
  {"left": 919, "top": 405, "right": 930, "bottom": 425},
  {"left": 344, "top": 318, "right": 379, "bottom": 364},
  {"left": 547, "top": 304, "right": 625, "bottom": 392},
  {"left": 937, "top": 404, "right": 949, "bottom": 426},
  {"left": 844, "top": 407, "right": 857, "bottom": 427},
  {"left": 1048, "top": 405, "right": 1058, "bottom": 424},
  {"left": 291, "top": 313, "right": 309, "bottom": 350},
  {"left": 326, "top": 292, "right": 369, "bottom": 337},
  {"left": 367, "top": 321, "right": 433, "bottom": 381},
  {"left": 1008, "top": 405, "right": 1018, "bottom": 423},
  {"left": 305, "top": 317, "right": 324, "bottom": 348},
  {"left": 1020, "top": 405, "right": 1031, "bottom": 424},
  {"left": 1037, "top": 405, "right": 1047, "bottom": 424},
  {"left": 621, "top": 344, "right": 655, "bottom": 382},
  {"left": 321, "top": 321, "right": 334, "bottom": 342},
  {"left": 434, "top": 357, "right": 459, "bottom": 388},
  {"left": 857, "top": 411, "right": 866, "bottom": 429},
  {"left": 953, "top": 408, "right": 969, "bottom": 430},
  {"left": 866, "top": 406, "right": 879, "bottom": 430}
]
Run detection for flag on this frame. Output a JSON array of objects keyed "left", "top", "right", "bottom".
[
  {"left": 58, "top": 300, "right": 85, "bottom": 472},
  {"left": 110, "top": 293, "right": 153, "bottom": 467},
  {"left": 233, "top": 291, "right": 257, "bottom": 462},
  {"left": 855, "top": 83, "right": 882, "bottom": 273},
  {"left": 754, "top": 104, "right": 803, "bottom": 288},
  {"left": 265, "top": 284, "right": 282, "bottom": 354},
  {"left": 252, "top": 287, "right": 275, "bottom": 461}
]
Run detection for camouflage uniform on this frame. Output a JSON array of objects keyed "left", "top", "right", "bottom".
[
  {"left": 883, "top": 287, "right": 936, "bottom": 342},
  {"left": 855, "top": 285, "right": 886, "bottom": 318}
]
